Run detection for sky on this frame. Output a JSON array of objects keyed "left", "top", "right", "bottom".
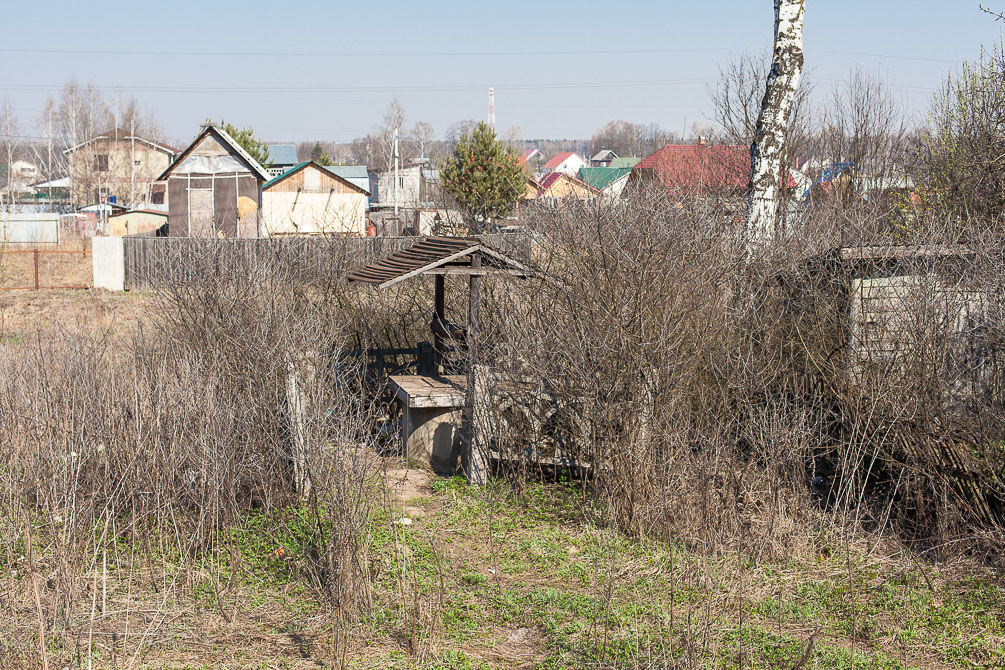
[{"left": 1, "top": 1, "right": 1001, "bottom": 146}]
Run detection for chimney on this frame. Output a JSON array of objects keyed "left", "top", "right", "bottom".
[{"left": 698, "top": 136, "right": 707, "bottom": 146}]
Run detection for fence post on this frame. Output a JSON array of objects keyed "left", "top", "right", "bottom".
[{"left": 33, "top": 249, "right": 39, "bottom": 290}]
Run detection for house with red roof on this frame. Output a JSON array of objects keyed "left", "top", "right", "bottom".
[
  {"left": 541, "top": 151, "right": 587, "bottom": 177},
  {"left": 518, "top": 148, "right": 541, "bottom": 169},
  {"left": 630, "top": 142, "right": 796, "bottom": 196}
]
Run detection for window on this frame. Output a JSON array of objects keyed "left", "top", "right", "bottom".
[
  {"left": 134, "top": 160, "right": 142, "bottom": 166},
  {"left": 94, "top": 154, "right": 109, "bottom": 172},
  {"left": 399, "top": 177, "right": 405, "bottom": 188}
]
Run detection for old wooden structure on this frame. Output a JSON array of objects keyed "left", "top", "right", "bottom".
[
  {"left": 158, "top": 125, "right": 271, "bottom": 238},
  {"left": 348, "top": 236, "right": 536, "bottom": 482},
  {"left": 260, "top": 161, "right": 371, "bottom": 237}
]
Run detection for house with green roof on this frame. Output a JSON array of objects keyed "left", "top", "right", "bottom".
[
  {"left": 609, "top": 157, "right": 641, "bottom": 169},
  {"left": 577, "top": 166, "right": 633, "bottom": 198}
]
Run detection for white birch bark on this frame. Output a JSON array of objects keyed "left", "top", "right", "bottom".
[{"left": 745, "top": 0, "right": 805, "bottom": 248}]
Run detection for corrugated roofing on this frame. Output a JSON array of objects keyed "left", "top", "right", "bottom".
[
  {"left": 267, "top": 144, "right": 299, "bottom": 166},
  {"left": 608, "top": 157, "right": 640, "bottom": 169},
  {"left": 261, "top": 161, "right": 371, "bottom": 194},
  {"left": 542, "top": 152, "right": 578, "bottom": 170},
  {"left": 578, "top": 167, "right": 632, "bottom": 191},
  {"left": 636, "top": 144, "right": 796, "bottom": 190},
  {"left": 326, "top": 165, "right": 371, "bottom": 193},
  {"left": 347, "top": 236, "right": 533, "bottom": 288}
]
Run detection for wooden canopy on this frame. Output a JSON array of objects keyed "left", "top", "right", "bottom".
[{"left": 346, "top": 236, "right": 535, "bottom": 288}]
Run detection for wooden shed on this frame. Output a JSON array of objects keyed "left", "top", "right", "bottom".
[
  {"left": 157, "top": 125, "right": 271, "bottom": 238},
  {"left": 260, "top": 161, "right": 370, "bottom": 237},
  {"left": 796, "top": 245, "right": 981, "bottom": 374}
]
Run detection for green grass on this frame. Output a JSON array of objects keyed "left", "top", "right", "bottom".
[{"left": 359, "top": 475, "right": 1005, "bottom": 669}]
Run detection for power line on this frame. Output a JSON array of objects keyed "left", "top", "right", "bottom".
[
  {"left": 0, "top": 46, "right": 963, "bottom": 64},
  {"left": 0, "top": 76, "right": 937, "bottom": 96}
]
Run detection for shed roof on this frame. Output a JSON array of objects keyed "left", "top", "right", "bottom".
[
  {"left": 261, "top": 160, "right": 371, "bottom": 194},
  {"left": 267, "top": 143, "right": 299, "bottom": 166},
  {"left": 157, "top": 125, "right": 271, "bottom": 182},
  {"left": 347, "top": 236, "right": 535, "bottom": 288},
  {"left": 578, "top": 167, "right": 632, "bottom": 191}
]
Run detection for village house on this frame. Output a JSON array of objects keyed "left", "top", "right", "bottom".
[
  {"left": 260, "top": 161, "right": 370, "bottom": 236},
  {"left": 590, "top": 149, "right": 618, "bottom": 167},
  {"left": 535, "top": 172, "right": 602, "bottom": 204},
  {"left": 326, "top": 165, "right": 371, "bottom": 195},
  {"left": 578, "top": 166, "right": 633, "bottom": 198},
  {"left": 64, "top": 129, "right": 176, "bottom": 208},
  {"left": 541, "top": 151, "right": 587, "bottom": 177},
  {"left": 157, "top": 124, "right": 271, "bottom": 238},
  {"left": 265, "top": 143, "right": 299, "bottom": 177},
  {"left": 630, "top": 141, "right": 796, "bottom": 197},
  {"left": 518, "top": 148, "right": 542, "bottom": 171}
]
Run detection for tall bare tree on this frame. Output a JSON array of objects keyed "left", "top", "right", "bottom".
[
  {"left": 0, "top": 99, "right": 21, "bottom": 211},
  {"left": 745, "top": 0, "right": 806, "bottom": 247},
  {"left": 378, "top": 99, "right": 406, "bottom": 170}
]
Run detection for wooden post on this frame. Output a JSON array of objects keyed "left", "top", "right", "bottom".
[
  {"left": 464, "top": 252, "right": 488, "bottom": 485},
  {"left": 285, "top": 359, "right": 311, "bottom": 497},
  {"left": 33, "top": 249, "right": 39, "bottom": 290},
  {"left": 433, "top": 274, "right": 445, "bottom": 373}
]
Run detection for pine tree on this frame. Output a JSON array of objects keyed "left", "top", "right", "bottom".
[
  {"left": 310, "top": 141, "right": 332, "bottom": 166},
  {"left": 216, "top": 120, "right": 272, "bottom": 168},
  {"left": 441, "top": 122, "right": 524, "bottom": 231}
]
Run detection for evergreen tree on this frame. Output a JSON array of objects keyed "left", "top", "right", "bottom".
[
  {"left": 215, "top": 120, "right": 272, "bottom": 168},
  {"left": 440, "top": 122, "right": 524, "bottom": 231},
  {"left": 310, "top": 141, "right": 333, "bottom": 165}
]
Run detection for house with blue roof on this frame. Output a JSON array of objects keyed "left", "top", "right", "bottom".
[{"left": 266, "top": 144, "right": 300, "bottom": 177}]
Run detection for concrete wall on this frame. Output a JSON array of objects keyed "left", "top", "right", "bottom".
[{"left": 92, "top": 236, "right": 125, "bottom": 291}]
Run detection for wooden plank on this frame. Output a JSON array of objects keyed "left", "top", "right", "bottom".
[{"left": 388, "top": 374, "right": 467, "bottom": 408}]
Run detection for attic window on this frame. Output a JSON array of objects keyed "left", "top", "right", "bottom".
[{"left": 94, "top": 155, "right": 109, "bottom": 172}]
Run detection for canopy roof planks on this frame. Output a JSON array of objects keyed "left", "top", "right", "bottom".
[{"left": 346, "top": 236, "right": 536, "bottom": 288}]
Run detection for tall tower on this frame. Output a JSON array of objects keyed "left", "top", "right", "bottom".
[{"left": 488, "top": 88, "right": 496, "bottom": 131}]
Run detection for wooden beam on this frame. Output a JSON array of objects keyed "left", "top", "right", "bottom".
[
  {"left": 465, "top": 251, "right": 488, "bottom": 485},
  {"left": 423, "top": 267, "right": 529, "bottom": 277},
  {"left": 433, "top": 274, "right": 445, "bottom": 373},
  {"left": 374, "top": 245, "right": 480, "bottom": 288}
]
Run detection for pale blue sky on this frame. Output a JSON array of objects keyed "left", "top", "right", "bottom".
[{"left": 1, "top": 1, "right": 1000, "bottom": 144}]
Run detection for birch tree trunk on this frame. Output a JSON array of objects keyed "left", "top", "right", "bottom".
[{"left": 744, "top": 0, "right": 805, "bottom": 248}]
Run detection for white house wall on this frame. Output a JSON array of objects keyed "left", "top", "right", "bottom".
[{"left": 261, "top": 190, "right": 367, "bottom": 236}]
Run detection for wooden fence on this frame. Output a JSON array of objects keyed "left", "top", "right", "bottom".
[{"left": 122, "top": 234, "right": 531, "bottom": 291}]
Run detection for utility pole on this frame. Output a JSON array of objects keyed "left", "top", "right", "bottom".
[
  {"left": 393, "top": 126, "right": 399, "bottom": 219},
  {"left": 488, "top": 88, "right": 496, "bottom": 131},
  {"left": 129, "top": 115, "right": 135, "bottom": 207}
]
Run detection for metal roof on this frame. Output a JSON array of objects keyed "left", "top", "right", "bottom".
[
  {"left": 326, "top": 165, "right": 369, "bottom": 179},
  {"left": 347, "top": 236, "right": 534, "bottom": 288},
  {"left": 157, "top": 125, "right": 271, "bottom": 182},
  {"left": 261, "top": 161, "right": 370, "bottom": 195},
  {"left": 608, "top": 157, "right": 640, "bottom": 169},
  {"left": 578, "top": 167, "right": 632, "bottom": 190},
  {"left": 267, "top": 143, "right": 299, "bottom": 166},
  {"left": 542, "top": 152, "right": 579, "bottom": 170}
]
